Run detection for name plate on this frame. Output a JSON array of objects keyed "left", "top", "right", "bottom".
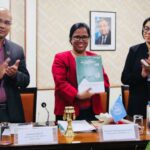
[
  {"left": 14, "top": 126, "right": 58, "bottom": 145},
  {"left": 101, "top": 124, "right": 139, "bottom": 141}
]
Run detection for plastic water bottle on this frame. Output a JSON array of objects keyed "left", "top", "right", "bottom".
[{"left": 146, "top": 101, "right": 150, "bottom": 134}]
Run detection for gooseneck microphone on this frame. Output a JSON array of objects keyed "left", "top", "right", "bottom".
[{"left": 41, "top": 102, "right": 50, "bottom": 126}]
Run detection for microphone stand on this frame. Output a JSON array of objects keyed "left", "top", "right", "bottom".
[
  {"left": 45, "top": 107, "right": 50, "bottom": 126},
  {"left": 41, "top": 102, "right": 50, "bottom": 126}
]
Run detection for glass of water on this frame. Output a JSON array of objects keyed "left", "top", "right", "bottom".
[
  {"left": 0, "top": 122, "right": 12, "bottom": 145},
  {"left": 133, "top": 115, "right": 144, "bottom": 135}
]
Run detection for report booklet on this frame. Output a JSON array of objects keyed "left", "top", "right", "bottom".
[
  {"left": 58, "top": 120, "right": 96, "bottom": 132},
  {"left": 76, "top": 56, "right": 104, "bottom": 93}
]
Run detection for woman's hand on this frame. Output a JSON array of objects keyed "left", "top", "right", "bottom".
[
  {"left": 5, "top": 59, "right": 20, "bottom": 77},
  {"left": 76, "top": 88, "right": 95, "bottom": 100},
  {"left": 141, "top": 58, "right": 150, "bottom": 77},
  {"left": 0, "top": 58, "right": 11, "bottom": 79}
]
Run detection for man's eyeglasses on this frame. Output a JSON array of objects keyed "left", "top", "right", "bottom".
[
  {"left": 143, "top": 26, "right": 150, "bottom": 33},
  {"left": 0, "top": 18, "right": 12, "bottom": 26},
  {"left": 72, "top": 36, "right": 89, "bottom": 41}
]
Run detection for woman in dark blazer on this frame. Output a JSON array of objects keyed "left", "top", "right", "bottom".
[{"left": 121, "top": 17, "right": 150, "bottom": 119}]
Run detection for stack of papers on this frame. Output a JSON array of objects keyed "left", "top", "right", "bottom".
[
  {"left": 9, "top": 123, "right": 33, "bottom": 134},
  {"left": 92, "top": 113, "right": 133, "bottom": 129},
  {"left": 58, "top": 120, "right": 96, "bottom": 132}
]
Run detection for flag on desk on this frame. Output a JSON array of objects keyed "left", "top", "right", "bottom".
[{"left": 110, "top": 95, "right": 127, "bottom": 122}]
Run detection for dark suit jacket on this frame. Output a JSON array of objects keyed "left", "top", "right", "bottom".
[
  {"left": 2, "top": 39, "right": 30, "bottom": 123},
  {"left": 121, "top": 43, "right": 150, "bottom": 118},
  {"left": 95, "top": 31, "right": 111, "bottom": 45}
]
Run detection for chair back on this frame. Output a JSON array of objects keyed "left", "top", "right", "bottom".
[
  {"left": 19, "top": 87, "right": 37, "bottom": 122},
  {"left": 99, "top": 87, "right": 109, "bottom": 113},
  {"left": 121, "top": 85, "right": 129, "bottom": 111}
]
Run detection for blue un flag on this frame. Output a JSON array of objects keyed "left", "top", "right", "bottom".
[{"left": 110, "top": 95, "right": 127, "bottom": 123}]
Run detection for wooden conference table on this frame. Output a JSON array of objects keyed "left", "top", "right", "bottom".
[{"left": 0, "top": 121, "right": 150, "bottom": 150}]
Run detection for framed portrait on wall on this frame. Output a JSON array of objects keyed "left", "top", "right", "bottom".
[{"left": 90, "top": 11, "right": 116, "bottom": 51}]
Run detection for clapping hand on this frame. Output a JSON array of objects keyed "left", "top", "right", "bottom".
[
  {"left": 0, "top": 58, "right": 11, "bottom": 79},
  {"left": 141, "top": 58, "right": 150, "bottom": 77},
  {"left": 5, "top": 59, "right": 20, "bottom": 77}
]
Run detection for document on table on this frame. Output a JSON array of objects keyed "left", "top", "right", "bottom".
[
  {"left": 101, "top": 124, "right": 139, "bottom": 141},
  {"left": 58, "top": 120, "right": 96, "bottom": 132},
  {"left": 15, "top": 126, "right": 58, "bottom": 145},
  {"left": 9, "top": 123, "right": 33, "bottom": 134}
]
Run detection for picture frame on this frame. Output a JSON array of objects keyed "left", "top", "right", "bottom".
[{"left": 90, "top": 11, "right": 116, "bottom": 51}]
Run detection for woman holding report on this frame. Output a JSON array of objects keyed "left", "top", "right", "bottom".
[{"left": 52, "top": 22, "right": 109, "bottom": 122}]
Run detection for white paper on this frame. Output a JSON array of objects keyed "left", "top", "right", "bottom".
[
  {"left": 15, "top": 126, "right": 58, "bottom": 145},
  {"left": 78, "top": 78, "right": 104, "bottom": 93},
  {"left": 2, "top": 129, "right": 11, "bottom": 136},
  {"left": 58, "top": 120, "right": 96, "bottom": 132},
  {"left": 101, "top": 124, "right": 139, "bottom": 141},
  {"left": 9, "top": 123, "right": 33, "bottom": 134}
]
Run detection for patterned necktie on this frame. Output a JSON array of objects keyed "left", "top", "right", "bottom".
[{"left": 101, "top": 36, "right": 105, "bottom": 44}]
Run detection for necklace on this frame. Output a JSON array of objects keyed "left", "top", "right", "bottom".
[{"left": 71, "top": 50, "right": 86, "bottom": 57}]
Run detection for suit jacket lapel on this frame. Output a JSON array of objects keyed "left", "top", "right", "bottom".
[{"left": 4, "top": 39, "right": 11, "bottom": 58}]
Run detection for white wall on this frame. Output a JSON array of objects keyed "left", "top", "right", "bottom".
[
  {"left": 36, "top": 90, "right": 55, "bottom": 122},
  {"left": 26, "top": 0, "right": 37, "bottom": 87},
  {"left": 0, "top": 0, "right": 9, "bottom": 8}
]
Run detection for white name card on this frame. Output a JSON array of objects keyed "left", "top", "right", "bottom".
[
  {"left": 14, "top": 126, "right": 58, "bottom": 145},
  {"left": 101, "top": 124, "right": 139, "bottom": 141}
]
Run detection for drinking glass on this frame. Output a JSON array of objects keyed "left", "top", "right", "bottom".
[
  {"left": 133, "top": 115, "right": 144, "bottom": 134},
  {"left": 0, "top": 122, "right": 12, "bottom": 145}
]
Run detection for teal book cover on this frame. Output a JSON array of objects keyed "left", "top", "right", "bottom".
[{"left": 76, "top": 56, "right": 104, "bottom": 93}]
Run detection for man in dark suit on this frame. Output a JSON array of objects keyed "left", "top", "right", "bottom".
[
  {"left": 0, "top": 8, "right": 30, "bottom": 122},
  {"left": 95, "top": 18, "right": 111, "bottom": 45}
]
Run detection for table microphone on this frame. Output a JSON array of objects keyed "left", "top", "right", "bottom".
[{"left": 41, "top": 102, "right": 50, "bottom": 126}]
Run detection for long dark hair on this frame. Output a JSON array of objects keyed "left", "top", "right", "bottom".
[{"left": 69, "top": 22, "right": 90, "bottom": 43}]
